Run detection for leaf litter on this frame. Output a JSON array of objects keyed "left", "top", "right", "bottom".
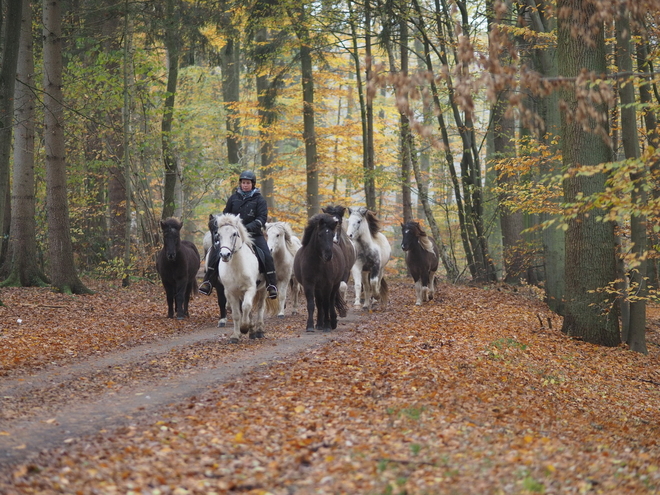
[{"left": 0, "top": 279, "right": 659, "bottom": 494}]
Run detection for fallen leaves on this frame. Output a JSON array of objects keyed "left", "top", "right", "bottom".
[{"left": 1, "top": 280, "right": 660, "bottom": 494}]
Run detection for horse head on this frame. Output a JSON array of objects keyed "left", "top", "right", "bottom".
[
  {"left": 322, "top": 206, "right": 347, "bottom": 244},
  {"left": 401, "top": 221, "right": 422, "bottom": 252},
  {"left": 302, "top": 214, "right": 337, "bottom": 262},
  {"left": 215, "top": 214, "right": 248, "bottom": 262},
  {"left": 347, "top": 206, "right": 376, "bottom": 241},
  {"left": 161, "top": 218, "right": 183, "bottom": 261}
]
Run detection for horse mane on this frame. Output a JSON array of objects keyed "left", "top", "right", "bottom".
[
  {"left": 267, "top": 221, "right": 298, "bottom": 255},
  {"left": 215, "top": 213, "right": 254, "bottom": 249},
  {"left": 301, "top": 213, "right": 336, "bottom": 247},
  {"left": 322, "top": 205, "right": 347, "bottom": 225},
  {"left": 161, "top": 217, "right": 182, "bottom": 231},
  {"left": 404, "top": 221, "right": 435, "bottom": 254},
  {"left": 364, "top": 209, "right": 381, "bottom": 237}
]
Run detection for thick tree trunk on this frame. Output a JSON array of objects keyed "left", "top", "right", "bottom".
[
  {"left": 616, "top": 4, "right": 646, "bottom": 354},
  {"left": 221, "top": 38, "right": 241, "bottom": 167},
  {"left": 0, "top": 0, "right": 23, "bottom": 264},
  {"left": 43, "top": 0, "right": 90, "bottom": 294},
  {"left": 558, "top": 0, "right": 619, "bottom": 346},
  {"left": 161, "top": 0, "right": 180, "bottom": 220},
  {"left": 2, "top": 0, "right": 47, "bottom": 287}
]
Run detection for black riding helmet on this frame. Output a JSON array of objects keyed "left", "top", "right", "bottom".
[{"left": 239, "top": 170, "right": 257, "bottom": 187}]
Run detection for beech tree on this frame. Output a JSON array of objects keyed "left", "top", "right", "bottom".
[{"left": 42, "top": 0, "right": 90, "bottom": 294}]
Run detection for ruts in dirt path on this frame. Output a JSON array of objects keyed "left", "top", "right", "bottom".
[{"left": 0, "top": 309, "right": 362, "bottom": 469}]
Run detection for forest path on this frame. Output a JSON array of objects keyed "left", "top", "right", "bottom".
[{"left": 0, "top": 307, "right": 363, "bottom": 469}]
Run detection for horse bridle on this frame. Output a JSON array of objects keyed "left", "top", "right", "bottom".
[{"left": 217, "top": 226, "right": 241, "bottom": 261}]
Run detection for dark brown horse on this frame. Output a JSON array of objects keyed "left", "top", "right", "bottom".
[
  {"left": 203, "top": 214, "right": 228, "bottom": 327},
  {"left": 401, "top": 221, "right": 439, "bottom": 305},
  {"left": 156, "top": 218, "right": 201, "bottom": 319},
  {"left": 322, "top": 205, "right": 357, "bottom": 302},
  {"left": 293, "top": 213, "right": 348, "bottom": 332}
]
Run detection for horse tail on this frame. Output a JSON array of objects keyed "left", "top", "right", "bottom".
[
  {"left": 379, "top": 277, "right": 389, "bottom": 308},
  {"left": 335, "top": 289, "right": 348, "bottom": 318}
]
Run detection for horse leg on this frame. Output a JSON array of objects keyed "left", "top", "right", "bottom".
[
  {"left": 215, "top": 281, "right": 227, "bottom": 327},
  {"left": 351, "top": 263, "right": 363, "bottom": 308},
  {"left": 329, "top": 287, "right": 340, "bottom": 330},
  {"left": 361, "top": 271, "right": 372, "bottom": 310},
  {"left": 240, "top": 287, "right": 256, "bottom": 334},
  {"left": 250, "top": 291, "right": 266, "bottom": 339},
  {"left": 225, "top": 294, "right": 242, "bottom": 343},
  {"left": 165, "top": 285, "right": 175, "bottom": 318},
  {"left": 315, "top": 292, "right": 326, "bottom": 330},
  {"left": 303, "top": 287, "right": 315, "bottom": 332},
  {"left": 276, "top": 278, "right": 287, "bottom": 318},
  {"left": 290, "top": 279, "right": 300, "bottom": 316},
  {"left": 428, "top": 270, "right": 436, "bottom": 301},
  {"left": 175, "top": 283, "right": 187, "bottom": 320}
]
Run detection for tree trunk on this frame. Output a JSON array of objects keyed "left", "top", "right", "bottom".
[
  {"left": 0, "top": 0, "right": 23, "bottom": 265},
  {"left": 616, "top": 4, "right": 646, "bottom": 354},
  {"left": 43, "top": 0, "right": 90, "bottom": 294},
  {"left": 2, "top": 0, "right": 47, "bottom": 287},
  {"left": 523, "top": 0, "right": 565, "bottom": 314},
  {"left": 364, "top": 1, "right": 376, "bottom": 211},
  {"left": 397, "top": 18, "right": 413, "bottom": 224},
  {"left": 558, "top": 0, "right": 619, "bottom": 346},
  {"left": 221, "top": 38, "right": 241, "bottom": 167},
  {"left": 488, "top": 0, "right": 524, "bottom": 284},
  {"left": 161, "top": 0, "right": 180, "bottom": 220}
]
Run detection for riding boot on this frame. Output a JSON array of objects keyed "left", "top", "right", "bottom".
[
  {"left": 266, "top": 271, "right": 278, "bottom": 299},
  {"left": 199, "top": 250, "right": 218, "bottom": 296}
]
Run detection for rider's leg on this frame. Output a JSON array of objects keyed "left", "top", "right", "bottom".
[
  {"left": 199, "top": 248, "right": 219, "bottom": 295},
  {"left": 254, "top": 236, "right": 278, "bottom": 299}
]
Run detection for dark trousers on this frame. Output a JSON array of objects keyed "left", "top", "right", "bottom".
[{"left": 204, "top": 235, "right": 276, "bottom": 286}]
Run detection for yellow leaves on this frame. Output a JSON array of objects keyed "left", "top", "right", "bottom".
[{"left": 294, "top": 405, "right": 306, "bottom": 414}]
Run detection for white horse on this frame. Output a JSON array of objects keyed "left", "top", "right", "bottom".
[
  {"left": 211, "top": 214, "right": 277, "bottom": 343},
  {"left": 346, "top": 207, "right": 391, "bottom": 310},
  {"left": 266, "top": 221, "right": 302, "bottom": 317}
]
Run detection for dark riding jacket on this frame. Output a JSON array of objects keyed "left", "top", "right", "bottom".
[{"left": 223, "top": 188, "right": 267, "bottom": 237}]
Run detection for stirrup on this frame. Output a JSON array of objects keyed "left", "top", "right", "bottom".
[
  {"left": 267, "top": 284, "right": 278, "bottom": 299},
  {"left": 199, "top": 281, "right": 213, "bottom": 296}
]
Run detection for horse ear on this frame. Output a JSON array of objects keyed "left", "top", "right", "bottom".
[{"left": 160, "top": 220, "right": 167, "bottom": 229}]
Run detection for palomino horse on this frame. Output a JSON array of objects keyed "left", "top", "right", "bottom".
[
  {"left": 293, "top": 213, "right": 348, "bottom": 332},
  {"left": 203, "top": 222, "right": 228, "bottom": 327},
  {"left": 322, "top": 205, "right": 357, "bottom": 302},
  {"left": 401, "top": 221, "right": 439, "bottom": 305},
  {"left": 156, "top": 218, "right": 200, "bottom": 320},
  {"left": 266, "top": 221, "right": 302, "bottom": 317},
  {"left": 210, "top": 213, "right": 277, "bottom": 343},
  {"left": 346, "top": 207, "right": 391, "bottom": 310}
]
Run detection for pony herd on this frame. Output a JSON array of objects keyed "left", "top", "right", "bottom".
[{"left": 156, "top": 208, "right": 441, "bottom": 342}]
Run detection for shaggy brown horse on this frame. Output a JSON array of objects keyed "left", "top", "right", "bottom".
[
  {"left": 156, "top": 218, "right": 200, "bottom": 319},
  {"left": 293, "top": 213, "right": 348, "bottom": 332},
  {"left": 322, "top": 205, "right": 357, "bottom": 302},
  {"left": 401, "top": 221, "right": 439, "bottom": 305}
]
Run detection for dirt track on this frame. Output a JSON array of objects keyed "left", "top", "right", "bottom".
[{"left": 0, "top": 309, "right": 362, "bottom": 469}]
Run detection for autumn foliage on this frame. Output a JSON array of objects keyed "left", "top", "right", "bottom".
[{"left": 1, "top": 278, "right": 659, "bottom": 493}]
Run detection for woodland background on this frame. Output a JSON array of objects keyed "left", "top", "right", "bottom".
[{"left": 0, "top": 0, "right": 659, "bottom": 352}]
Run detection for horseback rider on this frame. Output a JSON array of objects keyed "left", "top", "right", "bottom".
[{"left": 199, "top": 171, "right": 278, "bottom": 300}]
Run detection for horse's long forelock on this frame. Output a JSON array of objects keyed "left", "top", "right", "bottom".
[
  {"left": 216, "top": 214, "right": 254, "bottom": 249},
  {"left": 268, "top": 222, "right": 297, "bottom": 255}
]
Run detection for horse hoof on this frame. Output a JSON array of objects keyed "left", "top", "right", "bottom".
[
  {"left": 218, "top": 321, "right": 226, "bottom": 328},
  {"left": 277, "top": 314, "right": 285, "bottom": 319},
  {"left": 229, "top": 338, "right": 239, "bottom": 344},
  {"left": 306, "top": 328, "right": 315, "bottom": 333},
  {"left": 249, "top": 333, "right": 256, "bottom": 339},
  {"left": 176, "top": 315, "right": 186, "bottom": 320}
]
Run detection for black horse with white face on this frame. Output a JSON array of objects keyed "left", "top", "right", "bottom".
[{"left": 401, "top": 221, "right": 439, "bottom": 305}]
